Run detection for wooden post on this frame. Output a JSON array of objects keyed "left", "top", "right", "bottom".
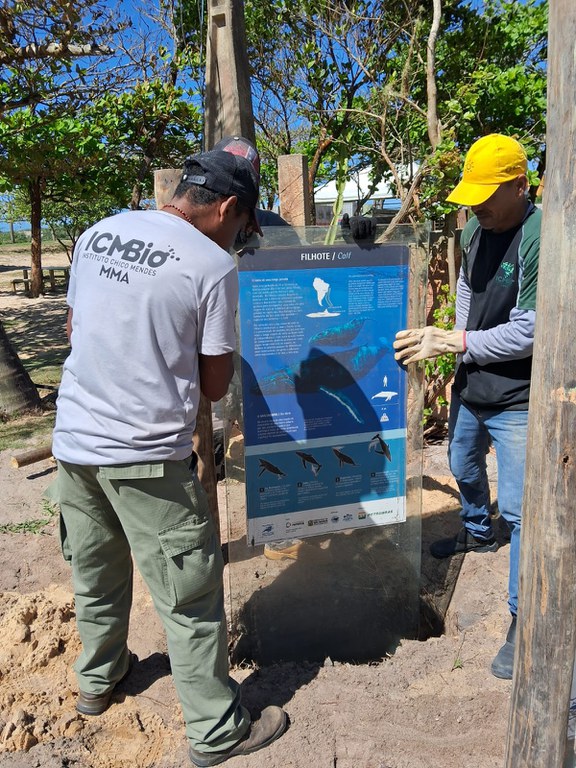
[
  {"left": 152, "top": 1, "right": 256, "bottom": 544},
  {"left": 277, "top": 154, "right": 311, "bottom": 227},
  {"left": 204, "top": 0, "right": 256, "bottom": 148},
  {"left": 154, "top": 169, "right": 221, "bottom": 541},
  {"left": 505, "top": 3, "right": 576, "bottom": 766},
  {"left": 202, "top": 0, "right": 257, "bottom": 542}
]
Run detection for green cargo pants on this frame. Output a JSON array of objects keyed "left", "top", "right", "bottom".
[{"left": 55, "top": 457, "right": 249, "bottom": 752}]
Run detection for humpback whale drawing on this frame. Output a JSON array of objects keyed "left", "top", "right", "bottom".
[
  {"left": 369, "top": 434, "right": 392, "bottom": 461},
  {"left": 258, "top": 459, "right": 286, "bottom": 478},
  {"left": 295, "top": 450, "right": 322, "bottom": 476},
  {"left": 371, "top": 390, "right": 398, "bottom": 401},
  {"left": 332, "top": 447, "right": 357, "bottom": 468},
  {"left": 308, "top": 318, "right": 366, "bottom": 347},
  {"left": 254, "top": 344, "right": 387, "bottom": 396},
  {"left": 252, "top": 343, "right": 388, "bottom": 423}
]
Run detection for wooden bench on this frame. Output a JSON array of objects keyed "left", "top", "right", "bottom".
[
  {"left": 11, "top": 273, "right": 31, "bottom": 294},
  {"left": 11, "top": 267, "right": 70, "bottom": 294},
  {"left": 42, "top": 266, "right": 70, "bottom": 291}
]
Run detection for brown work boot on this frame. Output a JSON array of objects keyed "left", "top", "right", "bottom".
[
  {"left": 76, "top": 651, "right": 137, "bottom": 716},
  {"left": 188, "top": 706, "right": 288, "bottom": 767},
  {"left": 76, "top": 689, "right": 115, "bottom": 717}
]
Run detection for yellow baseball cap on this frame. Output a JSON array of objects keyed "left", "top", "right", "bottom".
[{"left": 446, "top": 134, "right": 528, "bottom": 206}]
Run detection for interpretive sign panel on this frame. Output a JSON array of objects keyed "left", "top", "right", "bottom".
[{"left": 237, "top": 243, "right": 409, "bottom": 545}]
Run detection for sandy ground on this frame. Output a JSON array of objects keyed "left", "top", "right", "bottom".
[{"left": 0, "top": 246, "right": 516, "bottom": 768}]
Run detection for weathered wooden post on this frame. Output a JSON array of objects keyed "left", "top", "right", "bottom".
[
  {"left": 152, "top": 0, "right": 257, "bottom": 541},
  {"left": 204, "top": 0, "right": 256, "bottom": 147},
  {"left": 505, "top": 2, "right": 576, "bottom": 766},
  {"left": 201, "top": 0, "right": 256, "bottom": 535},
  {"left": 277, "top": 154, "right": 311, "bottom": 226}
]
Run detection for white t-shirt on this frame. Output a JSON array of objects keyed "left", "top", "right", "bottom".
[{"left": 52, "top": 210, "right": 238, "bottom": 465}]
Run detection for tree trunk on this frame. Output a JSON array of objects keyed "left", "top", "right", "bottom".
[
  {"left": 308, "top": 133, "right": 333, "bottom": 225},
  {"left": 0, "top": 319, "right": 41, "bottom": 416},
  {"left": 426, "top": 0, "right": 442, "bottom": 151},
  {"left": 28, "top": 177, "right": 43, "bottom": 298}
]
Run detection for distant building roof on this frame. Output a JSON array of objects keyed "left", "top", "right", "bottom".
[{"left": 314, "top": 165, "right": 416, "bottom": 204}]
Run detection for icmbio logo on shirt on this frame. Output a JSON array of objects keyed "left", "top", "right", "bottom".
[
  {"left": 84, "top": 230, "right": 180, "bottom": 269},
  {"left": 81, "top": 230, "right": 181, "bottom": 285},
  {"left": 496, "top": 261, "right": 514, "bottom": 286}
]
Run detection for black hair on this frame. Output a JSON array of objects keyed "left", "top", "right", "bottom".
[
  {"left": 172, "top": 182, "right": 217, "bottom": 205},
  {"left": 173, "top": 183, "right": 250, "bottom": 217}
]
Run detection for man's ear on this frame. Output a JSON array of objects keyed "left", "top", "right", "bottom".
[
  {"left": 516, "top": 175, "right": 529, "bottom": 197},
  {"left": 219, "top": 195, "right": 239, "bottom": 221}
]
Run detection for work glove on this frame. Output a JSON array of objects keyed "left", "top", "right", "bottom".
[
  {"left": 350, "top": 215, "right": 376, "bottom": 240},
  {"left": 340, "top": 214, "right": 376, "bottom": 240},
  {"left": 234, "top": 222, "right": 259, "bottom": 251},
  {"left": 393, "top": 327, "right": 466, "bottom": 365}
]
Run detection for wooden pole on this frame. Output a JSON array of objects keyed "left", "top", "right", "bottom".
[
  {"left": 153, "top": 169, "right": 220, "bottom": 541},
  {"left": 505, "top": 3, "right": 576, "bottom": 766},
  {"left": 277, "top": 154, "right": 311, "bottom": 227},
  {"left": 204, "top": 0, "right": 256, "bottom": 148},
  {"left": 202, "top": 0, "right": 257, "bottom": 541}
]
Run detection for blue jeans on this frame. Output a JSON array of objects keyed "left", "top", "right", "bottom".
[{"left": 448, "top": 388, "right": 528, "bottom": 616}]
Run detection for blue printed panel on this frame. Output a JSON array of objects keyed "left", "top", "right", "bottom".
[{"left": 237, "top": 243, "right": 410, "bottom": 544}]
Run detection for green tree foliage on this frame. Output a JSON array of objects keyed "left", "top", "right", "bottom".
[
  {"left": 245, "top": 0, "right": 415, "bottom": 216},
  {"left": 0, "top": 107, "right": 118, "bottom": 295},
  {"left": 93, "top": 82, "right": 202, "bottom": 210},
  {"left": 0, "top": 0, "right": 129, "bottom": 114},
  {"left": 0, "top": 0, "right": 204, "bottom": 295},
  {"left": 418, "top": 0, "right": 548, "bottom": 218},
  {"left": 243, "top": 0, "right": 547, "bottom": 224}
]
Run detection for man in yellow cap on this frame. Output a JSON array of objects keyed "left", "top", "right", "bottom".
[{"left": 393, "top": 134, "right": 541, "bottom": 680}]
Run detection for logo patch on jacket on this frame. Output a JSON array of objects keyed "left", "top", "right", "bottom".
[{"left": 496, "top": 261, "right": 514, "bottom": 286}]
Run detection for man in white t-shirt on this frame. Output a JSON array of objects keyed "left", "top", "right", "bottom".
[{"left": 52, "top": 140, "right": 287, "bottom": 767}]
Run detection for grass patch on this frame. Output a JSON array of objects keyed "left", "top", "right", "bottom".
[
  {"left": 0, "top": 411, "right": 55, "bottom": 452},
  {"left": 0, "top": 499, "right": 59, "bottom": 534},
  {"left": 32, "top": 365, "right": 64, "bottom": 388},
  {"left": 0, "top": 238, "right": 67, "bottom": 254}
]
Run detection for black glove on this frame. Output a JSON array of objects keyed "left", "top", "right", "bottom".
[{"left": 349, "top": 215, "right": 376, "bottom": 240}]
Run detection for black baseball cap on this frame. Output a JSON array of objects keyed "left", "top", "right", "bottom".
[{"left": 181, "top": 140, "right": 262, "bottom": 235}]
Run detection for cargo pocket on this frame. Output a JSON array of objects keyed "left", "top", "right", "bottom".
[
  {"left": 158, "top": 516, "right": 223, "bottom": 608},
  {"left": 58, "top": 515, "right": 73, "bottom": 564}
]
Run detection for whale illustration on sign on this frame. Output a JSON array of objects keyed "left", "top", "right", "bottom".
[
  {"left": 252, "top": 343, "right": 388, "bottom": 423},
  {"left": 332, "top": 447, "right": 356, "bottom": 468},
  {"left": 371, "top": 390, "right": 398, "bottom": 401},
  {"left": 295, "top": 451, "right": 322, "bottom": 476},
  {"left": 253, "top": 344, "right": 388, "bottom": 394},
  {"left": 369, "top": 434, "right": 392, "bottom": 461},
  {"left": 258, "top": 459, "right": 286, "bottom": 478},
  {"left": 308, "top": 318, "right": 366, "bottom": 347}
]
